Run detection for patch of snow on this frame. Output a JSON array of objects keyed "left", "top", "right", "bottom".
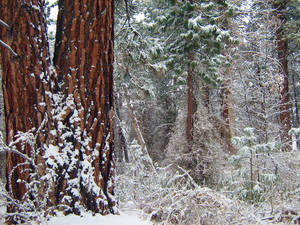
[{"left": 47, "top": 210, "right": 151, "bottom": 225}]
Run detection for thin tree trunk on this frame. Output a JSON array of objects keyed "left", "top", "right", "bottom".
[
  {"left": 0, "top": 61, "right": 6, "bottom": 182},
  {"left": 291, "top": 71, "right": 300, "bottom": 149},
  {"left": 124, "top": 89, "right": 155, "bottom": 171},
  {"left": 274, "top": 1, "right": 291, "bottom": 151},
  {"left": 221, "top": 79, "right": 236, "bottom": 153},
  {"left": 115, "top": 94, "right": 129, "bottom": 163},
  {"left": 52, "top": 0, "right": 116, "bottom": 214},
  {"left": 220, "top": 7, "right": 236, "bottom": 153},
  {"left": 187, "top": 61, "right": 194, "bottom": 148}
]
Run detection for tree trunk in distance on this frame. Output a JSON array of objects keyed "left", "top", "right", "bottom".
[
  {"left": 221, "top": 78, "right": 236, "bottom": 153},
  {"left": 274, "top": 1, "right": 292, "bottom": 151},
  {"left": 124, "top": 89, "right": 155, "bottom": 171},
  {"left": 187, "top": 61, "right": 194, "bottom": 150}
]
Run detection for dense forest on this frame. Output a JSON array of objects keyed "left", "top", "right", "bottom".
[{"left": 0, "top": 0, "right": 300, "bottom": 224}]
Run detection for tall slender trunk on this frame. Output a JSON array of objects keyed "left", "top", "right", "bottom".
[
  {"left": 220, "top": 6, "right": 236, "bottom": 153},
  {"left": 124, "top": 89, "right": 155, "bottom": 171},
  {"left": 52, "top": 0, "right": 116, "bottom": 214},
  {"left": 274, "top": 2, "right": 291, "bottom": 150},
  {"left": 115, "top": 94, "right": 129, "bottom": 163},
  {"left": 0, "top": 63, "right": 5, "bottom": 182},
  {"left": 291, "top": 72, "right": 300, "bottom": 149},
  {"left": 221, "top": 78, "right": 235, "bottom": 153},
  {"left": 187, "top": 61, "right": 194, "bottom": 148}
]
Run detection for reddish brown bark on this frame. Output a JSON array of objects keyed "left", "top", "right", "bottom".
[
  {"left": 0, "top": 0, "right": 53, "bottom": 202},
  {"left": 274, "top": 1, "right": 291, "bottom": 150},
  {"left": 221, "top": 80, "right": 236, "bottom": 153},
  {"left": 53, "top": 0, "right": 115, "bottom": 214}
]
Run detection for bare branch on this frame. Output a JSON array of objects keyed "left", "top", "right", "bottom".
[
  {"left": 0, "top": 19, "right": 10, "bottom": 30},
  {"left": 0, "top": 39, "right": 19, "bottom": 58}
]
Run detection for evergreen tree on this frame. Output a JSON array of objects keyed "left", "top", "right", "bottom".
[{"left": 144, "top": 0, "right": 232, "bottom": 146}]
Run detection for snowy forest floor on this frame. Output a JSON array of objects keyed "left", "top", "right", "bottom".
[
  {"left": 0, "top": 186, "right": 299, "bottom": 224},
  {"left": 0, "top": 186, "right": 151, "bottom": 225},
  {"left": 47, "top": 209, "right": 151, "bottom": 225},
  {"left": 1, "top": 176, "right": 299, "bottom": 225}
]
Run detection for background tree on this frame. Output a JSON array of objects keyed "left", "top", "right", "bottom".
[{"left": 273, "top": 0, "right": 292, "bottom": 150}]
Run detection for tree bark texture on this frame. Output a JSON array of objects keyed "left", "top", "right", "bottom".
[
  {"left": 274, "top": 1, "right": 292, "bottom": 150},
  {"left": 52, "top": 0, "right": 116, "bottom": 214},
  {"left": 0, "top": 0, "right": 54, "bottom": 202}
]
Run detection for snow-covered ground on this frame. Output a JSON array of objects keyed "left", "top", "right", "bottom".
[{"left": 47, "top": 210, "right": 151, "bottom": 225}]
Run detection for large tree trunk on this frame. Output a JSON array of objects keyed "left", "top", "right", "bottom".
[
  {"left": 0, "top": 0, "right": 116, "bottom": 218},
  {"left": 52, "top": 0, "right": 116, "bottom": 214},
  {"left": 0, "top": 0, "right": 53, "bottom": 201},
  {"left": 274, "top": 1, "right": 292, "bottom": 150},
  {"left": 0, "top": 1, "right": 55, "bottom": 223}
]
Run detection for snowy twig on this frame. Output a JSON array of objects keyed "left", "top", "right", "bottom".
[
  {"left": 0, "top": 40, "right": 19, "bottom": 58},
  {"left": 0, "top": 19, "right": 19, "bottom": 57},
  {"left": 176, "top": 165, "right": 199, "bottom": 188},
  {"left": 0, "top": 19, "right": 10, "bottom": 30}
]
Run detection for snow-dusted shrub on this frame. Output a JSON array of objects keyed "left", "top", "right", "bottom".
[
  {"left": 115, "top": 139, "right": 198, "bottom": 205},
  {"left": 0, "top": 128, "right": 67, "bottom": 224},
  {"left": 163, "top": 104, "right": 226, "bottom": 186},
  {"left": 145, "top": 187, "right": 239, "bottom": 225},
  {"left": 115, "top": 136, "right": 239, "bottom": 225},
  {"left": 222, "top": 127, "right": 300, "bottom": 208},
  {"left": 0, "top": 131, "right": 45, "bottom": 223}
]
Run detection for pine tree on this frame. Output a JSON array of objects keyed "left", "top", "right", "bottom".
[{"left": 145, "top": 0, "right": 231, "bottom": 146}]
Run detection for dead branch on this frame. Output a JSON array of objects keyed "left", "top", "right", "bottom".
[
  {"left": 0, "top": 40, "right": 19, "bottom": 58},
  {"left": 0, "top": 19, "right": 10, "bottom": 30}
]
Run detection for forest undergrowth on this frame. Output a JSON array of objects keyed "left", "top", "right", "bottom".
[
  {"left": 0, "top": 117, "right": 299, "bottom": 224},
  {"left": 115, "top": 113, "right": 300, "bottom": 225},
  {"left": 116, "top": 144, "right": 300, "bottom": 225}
]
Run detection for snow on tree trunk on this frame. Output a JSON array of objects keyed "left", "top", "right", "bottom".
[
  {"left": 0, "top": 0, "right": 55, "bottom": 222},
  {"left": 0, "top": 0, "right": 53, "bottom": 199},
  {"left": 52, "top": 0, "right": 116, "bottom": 214}
]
